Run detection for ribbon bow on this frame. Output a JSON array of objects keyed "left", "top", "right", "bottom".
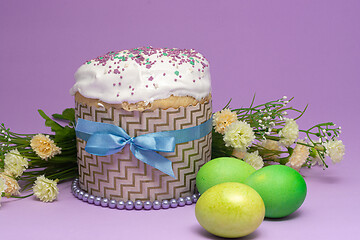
[{"left": 75, "top": 118, "right": 212, "bottom": 178}]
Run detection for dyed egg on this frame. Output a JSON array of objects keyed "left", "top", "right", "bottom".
[
  {"left": 244, "top": 165, "right": 307, "bottom": 218},
  {"left": 196, "top": 157, "right": 256, "bottom": 194},
  {"left": 195, "top": 182, "right": 265, "bottom": 238}
]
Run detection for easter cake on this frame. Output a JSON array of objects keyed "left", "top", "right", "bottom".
[{"left": 70, "top": 47, "right": 212, "bottom": 207}]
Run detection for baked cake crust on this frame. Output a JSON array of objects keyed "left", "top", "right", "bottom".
[{"left": 75, "top": 92, "right": 212, "bottom": 111}]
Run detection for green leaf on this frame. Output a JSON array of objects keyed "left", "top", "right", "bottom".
[
  {"left": 54, "top": 126, "right": 76, "bottom": 141},
  {"left": 211, "top": 129, "right": 234, "bottom": 159},
  {"left": 38, "top": 109, "right": 64, "bottom": 133},
  {"left": 38, "top": 109, "right": 76, "bottom": 141},
  {"left": 52, "top": 108, "right": 75, "bottom": 123}
]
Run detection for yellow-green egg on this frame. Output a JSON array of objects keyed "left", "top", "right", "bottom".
[
  {"left": 195, "top": 182, "right": 265, "bottom": 238},
  {"left": 244, "top": 165, "right": 307, "bottom": 218},
  {"left": 196, "top": 157, "right": 256, "bottom": 194}
]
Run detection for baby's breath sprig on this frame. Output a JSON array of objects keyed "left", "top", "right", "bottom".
[
  {"left": 0, "top": 124, "right": 34, "bottom": 169},
  {"left": 298, "top": 123, "right": 342, "bottom": 169},
  {"left": 231, "top": 95, "right": 307, "bottom": 140},
  {"left": 212, "top": 95, "right": 344, "bottom": 171}
]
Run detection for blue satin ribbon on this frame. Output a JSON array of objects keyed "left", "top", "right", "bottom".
[{"left": 75, "top": 117, "right": 212, "bottom": 178}]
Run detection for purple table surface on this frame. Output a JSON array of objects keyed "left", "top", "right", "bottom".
[{"left": 1, "top": 0, "right": 360, "bottom": 239}]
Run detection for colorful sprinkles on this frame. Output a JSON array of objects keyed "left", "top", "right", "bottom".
[{"left": 82, "top": 47, "right": 210, "bottom": 100}]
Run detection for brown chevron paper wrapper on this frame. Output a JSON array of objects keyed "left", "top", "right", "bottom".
[{"left": 75, "top": 100, "right": 212, "bottom": 201}]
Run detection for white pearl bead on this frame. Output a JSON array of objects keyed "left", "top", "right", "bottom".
[
  {"left": 109, "top": 199, "right": 117, "bottom": 209},
  {"left": 153, "top": 200, "right": 161, "bottom": 210},
  {"left": 177, "top": 197, "right": 185, "bottom": 207},
  {"left": 82, "top": 193, "right": 89, "bottom": 202},
  {"left": 94, "top": 197, "right": 102, "bottom": 206},
  {"left": 170, "top": 199, "right": 178, "bottom": 208},
  {"left": 88, "top": 195, "right": 95, "bottom": 204},
  {"left": 117, "top": 200, "right": 125, "bottom": 210},
  {"left": 78, "top": 191, "right": 84, "bottom": 200},
  {"left": 144, "top": 201, "right": 152, "bottom": 210},
  {"left": 125, "top": 200, "right": 134, "bottom": 210},
  {"left": 161, "top": 200, "right": 170, "bottom": 209},
  {"left": 101, "top": 198, "right": 109, "bottom": 207},
  {"left": 134, "top": 200, "right": 143, "bottom": 210}
]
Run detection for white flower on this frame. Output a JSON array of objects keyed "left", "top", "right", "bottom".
[
  {"left": 0, "top": 177, "right": 6, "bottom": 207},
  {"left": 279, "top": 118, "right": 299, "bottom": 146},
  {"left": 324, "top": 139, "right": 345, "bottom": 164},
  {"left": 244, "top": 151, "right": 264, "bottom": 170},
  {"left": 30, "top": 134, "right": 61, "bottom": 160},
  {"left": 223, "top": 120, "right": 255, "bottom": 151},
  {"left": 33, "top": 175, "right": 59, "bottom": 202},
  {"left": 287, "top": 140, "right": 309, "bottom": 170},
  {"left": 4, "top": 149, "right": 29, "bottom": 178}
]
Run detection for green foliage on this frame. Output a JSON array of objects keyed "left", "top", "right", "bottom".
[
  {"left": 1, "top": 108, "right": 78, "bottom": 193},
  {"left": 211, "top": 130, "right": 233, "bottom": 159},
  {"left": 52, "top": 108, "right": 76, "bottom": 125},
  {"left": 38, "top": 108, "right": 76, "bottom": 141}
]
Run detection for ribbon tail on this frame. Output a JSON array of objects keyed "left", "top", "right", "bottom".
[{"left": 130, "top": 145, "right": 176, "bottom": 178}]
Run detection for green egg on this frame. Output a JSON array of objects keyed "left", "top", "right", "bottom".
[
  {"left": 244, "top": 165, "right": 307, "bottom": 218},
  {"left": 196, "top": 157, "right": 256, "bottom": 194}
]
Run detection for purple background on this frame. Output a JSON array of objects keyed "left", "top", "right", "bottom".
[{"left": 1, "top": 0, "right": 359, "bottom": 239}]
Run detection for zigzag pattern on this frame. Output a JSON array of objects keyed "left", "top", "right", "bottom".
[{"left": 76, "top": 100, "right": 212, "bottom": 201}]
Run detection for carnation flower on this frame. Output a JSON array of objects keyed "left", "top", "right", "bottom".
[
  {"left": 30, "top": 134, "right": 61, "bottom": 160},
  {"left": 213, "top": 109, "right": 238, "bottom": 134},
  {"left": 33, "top": 175, "right": 59, "bottom": 202},
  {"left": 261, "top": 139, "right": 282, "bottom": 159},
  {"left": 287, "top": 140, "right": 309, "bottom": 170},
  {"left": 244, "top": 151, "right": 264, "bottom": 170},
  {"left": 223, "top": 120, "right": 255, "bottom": 151},
  {"left": 324, "top": 139, "right": 345, "bottom": 164},
  {"left": 0, "top": 173, "right": 20, "bottom": 196},
  {"left": 0, "top": 177, "right": 6, "bottom": 207},
  {"left": 279, "top": 118, "right": 299, "bottom": 146},
  {"left": 4, "top": 149, "right": 29, "bottom": 177}
]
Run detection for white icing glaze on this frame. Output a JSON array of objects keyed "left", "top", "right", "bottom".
[{"left": 70, "top": 47, "right": 211, "bottom": 104}]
